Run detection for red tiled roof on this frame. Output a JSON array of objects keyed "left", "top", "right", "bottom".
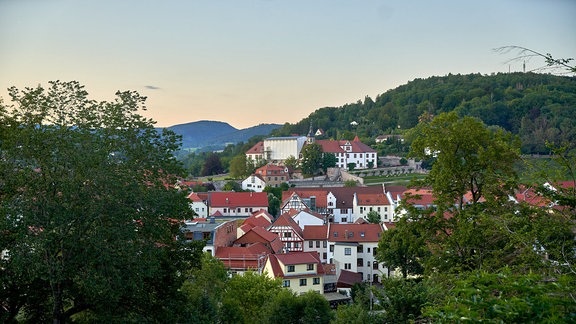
[
  {"left": 187, "top": 192, "right": 204, "bottom": 202},
  {"left": 337, "top": 270, "right": 363, "bottom": 287},
  {"left": 255, "top": 164, "right": 287, "bottom": 175},
  {"left": 267, "top": 251, "right": 324, "bottom": 277},
  {"left": 303, "top": 225, "right": 328, "bottom": 240},
  {"left": 271, "top": 213, "right": 304, "bottom": 236},
  {"left": 328, "top": 223, "right": 383, "bottom": 242},
  {"left": 216, "top": 243, "right": 271, "bottom": 270},
  {"left": 210, "top": 191, "right": 269, "bottom": 208},
  {"left": 315, "top": 140, "right": 346, "bottom": 153},
  {"left": 246, "top": 141, "right": 264, "bottom": 154},
  {"left": 356, "top": 193, "right": 390, "bottom": 205},
  {"left": 402, "top": 188, "right": 435, "bottom": 206}
]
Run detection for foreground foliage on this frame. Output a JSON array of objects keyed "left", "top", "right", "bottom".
[{"left": 0, "top": 81, "right": 203, "bottom": 323}]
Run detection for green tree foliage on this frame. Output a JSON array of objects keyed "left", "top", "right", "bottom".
[
  {"left": 284, "top": 155, "right": 299, "bottom": 170},
  {"left": 344, "top": 179, "right": 358, "bottom": 187},
  {"left": 376, "top": 277, "right": 430, "bottom": 323},
  {"left": 423, "top": 270, "right": 576, "bottom": 323},
  {"left": 366, "top": 210, "right": 381, "bottom": 224},
  {"left": 201, "top": 152, "right": 223, "bottom": 176},
  {"left": 270, "top": 73, "right": 576, "bottom": 155},
  {"left": 0, "top": 81, "right": 203, "bottom": 323},
  {"left": 333, "top": 304, "right": 382, "bottom": 324},
  {"left": 300, "top": 143, "right": 324, "bottom": 176},
  {"left": 376, "top": 217, "right": 429, "bottom": 278},
  {"left": 229, "top": 154, "right": 250, "bottom": 178},
  {"left": 408, "top": 112, "right": 520, "bottom": 210},
  {"left": 220, "top": 272, "right": 282, "bottom": 324},
  {"left": 180, "top": 253, "right": 229, "bottom": 323},
  {"left": 322, "top": 152, "right": 337, "bottom": 173},
  {"left": 222, "top": 180, "right": 242, "bottom": 192}
]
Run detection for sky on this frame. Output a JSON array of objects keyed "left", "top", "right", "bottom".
[{"left": 1, "top": 0, "right": 575, "bottom": 129}]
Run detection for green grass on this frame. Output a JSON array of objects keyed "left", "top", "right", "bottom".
[{"left": 363, "top": 173, "right": 426, "bottom": 186}]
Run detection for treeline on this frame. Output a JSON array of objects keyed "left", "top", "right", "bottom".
[{"left": 272, "top": 72, "right": 576, "bottom": 154}]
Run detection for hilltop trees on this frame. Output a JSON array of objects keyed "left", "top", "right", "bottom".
[{"left": 0, "top": 81, "right": 203, "bottom": 323}]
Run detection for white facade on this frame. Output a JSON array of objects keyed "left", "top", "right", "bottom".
[
  {"left": 241, "top": 175, "right": 266, "bottom": 192},
  {"left": 189, "top": 201, "right": 208, "bottom": 218},
  {"left": 292, "top": 210, "right": 324, "bottom": 229},
  {"left": 328, "top": 241, "right": 388, "bottom": 283},
  {"left": 263, "top": 136, "right": 307, "bottom": 162}
]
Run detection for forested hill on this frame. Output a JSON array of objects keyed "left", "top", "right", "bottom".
[{"left": 272, "top": 72, "right": 576, "bottom": 154}]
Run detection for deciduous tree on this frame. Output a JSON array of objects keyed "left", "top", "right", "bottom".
[{"left": 0, "top": 81, "right": 203, "bottom": 323}]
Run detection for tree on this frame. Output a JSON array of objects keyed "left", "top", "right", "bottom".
[
  {"left": 376, "top": 217, "right": 428, "bottom": 279},
  {"left": 222, "top": 180, "right": 242, "bottom": 192},
  {"left": 494, "top": 45, "right": 576, "bottom": 75},
  {"left": 201, "top": 152, "right": 223, "bottom": 176},
  {"left": 229, "top": 154, "right": 249, "bottom": 178},
  {"left": 0, "top": 81, "right": 203, "bottom": 323},
  {"left": 366, "top": 210, "right": 381, "bottom": 224},
  {"left": 408, "top": 112, "right": 520, "bottom": 210},
  {"left": 321, "top": 152, "right": 337, "bottom": 173},
  {"left": 219, "top": 272, "right": 282, "bottom": 323},
  {"left": 344, "top": 179, "right": 358, "bottom": 187},
  {"left": 180, "top": 253, "right": 229, "bottom": 323},
  {"left": 300, "top": 143, "right": 324, "bottom": 176},
  {"left": 283, "top": 155, "right": 299, "bottom": 170}
]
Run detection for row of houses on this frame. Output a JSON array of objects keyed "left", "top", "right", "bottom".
[
  {"left": 181, "top": 208, "right": 394, "bottom": 299},
  {"left": 186, "top": 184, "right": 410, "bottom": 224}
]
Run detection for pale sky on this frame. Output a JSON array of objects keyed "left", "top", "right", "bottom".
[{"left": 1, "top": 0, "right": 574, "bottom": 129}]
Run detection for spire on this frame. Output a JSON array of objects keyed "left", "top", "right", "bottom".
[{"left": 307, "top": 120, "right": 315, "bottom": 144}]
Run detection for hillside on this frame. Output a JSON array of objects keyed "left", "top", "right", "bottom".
[
  {"left": 272, "top": 72, "right": 576, "bottom": 154},
  {"left": 162, "top": 120, "right": 281, "bottom": 151}
]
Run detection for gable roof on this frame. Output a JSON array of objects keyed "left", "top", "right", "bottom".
[
  {"left": 210, "top": 191, "right": 269, "bottom": 208},
  {"left": 270, "top": 213, "right": 304, "bottom": 236},
  {"left": 255, "top": 164, "right": 287, "bottom": 175},
  {"left": 337, "top": 270, "right": 363, "bottom": 288},
  {"left": 215, "top": 243, "right": 271, "bottom": 270},
  {"left": 187, "top": 192, "right": 206, "bottom": 203},
  {"left": 266, "top": 251, "right": 324, "bottom": 277},
  {"left": 303, "top": 225, "right": 329, "bottom": 240},
  {"left": 328, "top": 223, "right": 383, "bottom": 242},
  {"left": 356, "top": 193, "right": 391, "bottom": 206},
  {"left": 246, "top": 141, "right": 264, "bottom": 154}
]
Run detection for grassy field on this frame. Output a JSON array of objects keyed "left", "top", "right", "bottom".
[{"left": 363, "top": 173, "right": 426, "bottom": 186}]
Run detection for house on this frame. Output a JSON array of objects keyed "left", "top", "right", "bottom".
[
  {"left": 241, "top": 174, "right": 267, "bottom": 192},
  {"left": 303, "top": 225, "right": 330, "bottom": 263},
  {"left": 264, "top": 252, "right": 325, "bottom": 295},
  {"left": 215, "top": 242, "right": 271, "bottom": 275},
  {"left": 180, "top": 218, "right": 237, "bottom": 256},
  {"left": 327, "top": 223, "right": 390, "bottom": 283},
  {"left": 353, "top": 192, "right": 394, "bottom": 222},
  {"left": 208, "top": 191, "right": 269, "bottom": 218},
  {"left": 282, "top": 186, "right": 388, "bottom": 224},
  {"left": 234, "top": 226, "right": 284, "bottom": 254},
  {"left": 268, "top": 213, "right": 305, "bottom": 252},
  {"left": 289, "top": 209, "right": 325, "bottom": 228},
  {"left": 187, "top": 192, "right": 209, "bottom": 218},
  {"left": 238, "top": 209, "right": 274, "bottom": 237},
  {"left": 253, "top": 164, "right": 289, "bottom": 188},
  {"left": 316, "top": 136, "right": 377, "bottom": 170},
  {"left": 375, "top": 134, "right": 404, "bottom": 144}
]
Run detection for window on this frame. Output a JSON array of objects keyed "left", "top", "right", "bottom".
[
  {"left": 283, "top": 280, "right": 290, "bottom": 287},
  {"left": 344, "top": 248, "right": 352, "bottom": 255},
  {"left": 307, "top": 263, "right": 314, "bottom": 271},
  {"left": 341, "top": 217, "right": 347, "bottom": 223},
  {"left": 287, "top": 265, "right": 295, "bottom": 272},
  {"left": 367, "top": 247, "right": 371, "bottom": 253},
  {"left": 357, "top": 245, "right": 363, "bottom": 253},
  {"left": 373, "top": 247, "right": 378, "bottom": 256},
  {"left": 309, "top": 241, "right": 313, "bottom": 248},
  {"left": 360, "top": 232, "right": 365, "bottom": 237},
  {"left": 329, "top": 245, "right": 334, "bottom": 252},
  {"left": 323, "top": 252, "right": 327, "bottom": 260},
  {"left": 284, "top": 232, "right": 292, "bottom": 238},
  {"left": 333, "top": 231, "right": 338, "bottom": 237},
  {"left": 316, "top": 241, "right": 320, "bottom": 248},
  {"left": 344, "top": 263, "right": 351, "bottom": 270},
  {"left": 299, "top": 279, "right": 307, "bottom": 286},
  {"left": 357, "top": 258, "right": 364, "bottom": 267},
  {"left": 323, "top": 241, "right": 327, "bottom": 248},
  {"left": 313, "top": 277, "right": 320, "bottom": 285}
]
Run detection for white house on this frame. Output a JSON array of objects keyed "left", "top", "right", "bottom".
[
  {"left": 246, "top": 136, "right": 307, "bottom": 164},
  {"left": 187, "top": 192, "right": 208, "bottom": 218},
  {"left": 241, "top": 174, "right": 267, "bottom": 192}
]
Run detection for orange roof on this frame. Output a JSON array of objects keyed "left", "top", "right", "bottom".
[
  {"left": 255, "top": 164, "right": 287, "bottom": 175},
  {"left": 271, "top": 213, "right": 304, "bottom": 236},
  {"left": 402, "top": 188, "right": 436, "bottom": 206},
  {"left": 246, "top": 141, "right": 264, "bottom": 154},
  {"left": 187, "top": 192, "right": 204, "bottom": 202},
  {"left": 328, "top": 223, "right": 383, "bottom": 242},
  {"left": 210, "top": 191, "right": 269, "bottom": 208},
  {"left": 303, "top": 225, "right": 328, "bottom": 240},
  {"left": 356, "top": 193, "right": 390, "bottom": 205},
  {"left": 267, "top": 251, "right": 324, "bottom": 277}
]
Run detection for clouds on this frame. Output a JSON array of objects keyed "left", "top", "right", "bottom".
[{"left": 144, "top": 85, "right": 161, "bottom": 90}]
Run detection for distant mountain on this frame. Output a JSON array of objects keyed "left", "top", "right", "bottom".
[{"left": 159, "top": 120, "right": 281, "bottom": 151}]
